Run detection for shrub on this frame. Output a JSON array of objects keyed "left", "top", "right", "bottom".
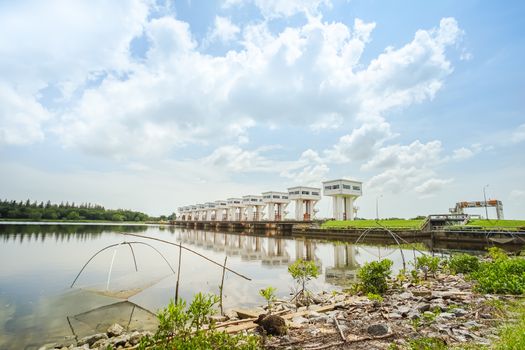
[
  {"left": 139, "top": 293, "right": 261, "bottom": 350},
  {"left": 471, "top": 257, "right": 525, "bottom": 294},
  {"left": 487, "top": 247, "right": 509, "bottom": 261},
  {"left": 366, "top": 292, "right": 384, "bottom": 303},
  {"left": 415, "top": 255, "right": 441, "bottom": 279},
  {"left": 448, "top": 253, "right": 480, "bottom": 274},
  {"left": 259, "top": 286, "right": 277, "bottom": 313},
  {"left": 357, "top": 259, "right": 393, "bottom": 295}
]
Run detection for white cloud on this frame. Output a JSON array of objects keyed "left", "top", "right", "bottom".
[
  {"left": 415, "top": 178, "right": 453, "bottom": 196},
  {"left": 511, "top": 123, "right": 525, "bottom": 143},
  {"left": 223, "top": 0, "right": 332, "bottom": 18},
  {"left": 325, "top": 121, "right": 395, "bottom": 163},
  {"left": 208, "top": 16, "right": 240, "bottom": 43},
  {"left": 0, "top": 84, "right": 50, "bottom": 145},
  {"left": 0, "top": 0, "right": 462, "bottom": 163},
  {"left": 451, "top": 147, "right": 474, "bottom": 160},
  {"left": 364, "top": 140, "right": 448, "bottom": 195}
]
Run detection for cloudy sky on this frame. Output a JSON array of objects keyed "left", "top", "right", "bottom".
[{"left": 1, "top": 0, "right": 524, "bottom": 219}]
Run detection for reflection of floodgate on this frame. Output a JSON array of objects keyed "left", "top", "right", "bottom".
[{"left": 325, "top": 245, "right": 359, "bottom": 285}]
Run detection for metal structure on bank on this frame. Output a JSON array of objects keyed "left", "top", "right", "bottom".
[{"left": 177, "top": 178, "right": 363, "bottom": 222}]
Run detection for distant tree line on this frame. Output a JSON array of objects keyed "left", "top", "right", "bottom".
[{"left": 0, "top": 199, "right": 151, "bottom": 222}]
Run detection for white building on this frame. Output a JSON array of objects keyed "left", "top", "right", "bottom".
[
  {"left": 205, "top": 202, "right": 216, "bottom": 221},
  {"left": 190, "top": 205, "right": 198, "bottom": 221},
  {"left": 214, "top": 200, "right": 228, "bottom": 221},
  {"left": 288, "top": 186, "right": 321, "bottom": 221},
  {"left": 197, "top": 204, "right": 207, "bottom": 221},
  {"left": 242, "top": 195, "right": 265, "bottom": 221},
  {"left": 322, "top": 179, "right": 362, "bottom": 220},
  {"left": 262, "top": 191, "right": 290, "bottom": 221},
  {"left": 227, "top": 198, "right": 244, "bottom": 221}
]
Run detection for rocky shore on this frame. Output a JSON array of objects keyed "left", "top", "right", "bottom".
[{"left": 40, "top": 272, "right": 514, "bottom": 349}]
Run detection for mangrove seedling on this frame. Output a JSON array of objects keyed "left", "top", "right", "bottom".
[
  {"left": 288, "top": 259, "right": 319, "bottom": 307},
  {"left": 259, "top": 286, "right": 277, "bottom": 313},
  {"left": 357, "top": 259, "right": 393, "bottom": 295}
]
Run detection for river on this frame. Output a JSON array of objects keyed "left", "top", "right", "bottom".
[{"left": 0, "top": 223, "right": 428, "bottom": 349}]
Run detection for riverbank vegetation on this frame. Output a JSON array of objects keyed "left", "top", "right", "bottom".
[
  {"left": 44, "top": 246, "right": 525, "bottom": 349},
  {"left": 0, "top": 198, "right": 152, "bottom": 222},
  {"left": 321, "top": 219, "right": 425, "bottom": 229}
]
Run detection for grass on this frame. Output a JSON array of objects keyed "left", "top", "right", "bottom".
[
  {"left": 466, "top": 220, "right": 525, "bottom": 229},
  {"left": 321, "top": 219, "right": 424, "bottom": 229}
]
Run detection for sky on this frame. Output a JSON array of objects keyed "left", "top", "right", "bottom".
[{"left": 0, "top": 0, "right": 524, "bottom": 219}]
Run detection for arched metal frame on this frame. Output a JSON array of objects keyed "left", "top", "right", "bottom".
[{"left": 70, "top": 241, "right": 176, "bottom": 289}]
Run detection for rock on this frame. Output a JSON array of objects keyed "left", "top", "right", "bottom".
[
  {"left": 107, "top": 323, "right": 124, "bottom": 337},
  {"left": 77, "top": 333, "right": 108, "bottom": 347},
  {"left": 224, "top": 310, "right": 238, "bottom": 320},
  {"left": 209, "top": 315, "right": 228, "bottom": 323},
  {"left": 110, "top": 334, "right": 130, "bottom": 347},
  {"left": 367, "top": 323, "right": 389, "bottom": 336},
  {"left": 397, "top": 306, "right": 411, "bottom": 316},
  {"left": 435, "top": 312, "right": 455, "bottom": 322},
  {"left": 292, "top": 316, "right": 309, "bottom": 324},
  {"left": 417, "top": 303, "right": 431, "bottom": 312},
  {"left": 464, "top": 321, "right": 481, "bottom": 328},
  {"left": 91, "top": 338, "right": 109, "bottom": 349},
  {"left": 387, "top": 312, "right": 403, "bottom": 319},
  {"left": 451, "top": 308, "right": 468, "bottom": 317},
  {"left": 70, "top": 345, "right": 89, "bottom": 350},
  {"left": 398, "top": 292, "right": 413, "bottom": 300},
  {"left": 129, "top": 331, "right": 143, "bottom": 346},
  {"left": 413, "top": 290, "right": 432, "bottom": 297},
  {"left": 234, "top": 308, "right": 261, "bottom": 319},
  {"left": 255, "top": 314, "right": 287, "bottom": 336}
]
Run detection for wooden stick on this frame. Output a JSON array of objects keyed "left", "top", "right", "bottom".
[
  {"left": 333, "top": 317, "right": 346, "bottom": 342},
  {"left": 219, "top": 256, "right": 227, "bottom": 315}
]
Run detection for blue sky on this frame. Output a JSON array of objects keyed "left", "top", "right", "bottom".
[{"left": 0, "top": 0, "right": 524, "bottom": 218}]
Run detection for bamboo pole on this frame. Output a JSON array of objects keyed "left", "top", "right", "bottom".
[{"left": 219, "top": 256, "right": 228, "bottom": 315}]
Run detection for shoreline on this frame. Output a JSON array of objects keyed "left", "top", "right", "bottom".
[{"left": 38, "top": 269, "right": 520, "bottom": 350}]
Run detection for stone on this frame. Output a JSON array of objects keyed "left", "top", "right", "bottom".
[
  {"left": 451, "top": 308, "right": 468, "bottom": 317},
  {"left": 367, "top": 323, "right": 389, "bottom": 336},
  {"left": 234, "top": 308, "right": 260, "bottom": 319},
  {"left": 110, "top": 334, "right": 130, "bottom": 347},
  {"left": 398, "top": 292, "right": 413, "bottom": 300},
  {"left": 412, "top": 290, "right": 432, "bottom": 297},
  {"left": 254, "top": 314, "right": 287, "bottom": 336},
  {"left": 417, "top": 303, "right": 431, "bottom": 312},
  {"left": 397, "top": 306, "right": 411, "bottom": 316},
  {"left": 209, "top": 315, "right": 228, "bottom": 323},
  {"left": 77, "top": 333, "right": 108, "bottom": 347},
  {"left": 292, "top": 316, "right": 309, "bottom": 324},
  {"left": 129, "top": 331, "right": 143, "bottom": 346},
  {"left": 107, "top": 323, "right": 125, "bottom": 337},
  {"left": 387, "top": 312, "right": 403, "bottom": 319}
]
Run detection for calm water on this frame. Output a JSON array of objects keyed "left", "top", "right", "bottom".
[{"left": 0, "top": 223, "right": 425, "bottom": 349}]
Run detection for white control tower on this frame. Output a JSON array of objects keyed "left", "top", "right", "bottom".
[
  {"left": 242, "top": 195, "right": 265, "bottom": 221},
  {"left": 288, "top": 186, "right": 321, "bottom": 221},
  {"left": 214, "top": 200, "right": 228, "bottom": 221},
  {"left": 323, "top": 179, "right": 362, "bottom": 220},
  {"left": 262, "top": 191, "right": 290, "bottom": 221},
  {"left": 227, "top": 198, "right": 244, "bottom": 221}
]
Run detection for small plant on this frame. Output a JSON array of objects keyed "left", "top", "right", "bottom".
[
  {"left": 415, "top": 255, "right": 440, "bottom": 280},
  {"left": 410, "top": 269, "right": 420, "bottom": 283},
  {"left": 288, "top": 259, "right": 319, "bottom": 307},
  {"left": 408, "top": 337, "right": 447, "bottom": 350},
  {"left": 448, "top": 253, "right": 480, "bottom": 274},
  {"left": 138, "top": 293, "right": 260, "bottom": 350},
  {"left": 356, "top": 259, "right": 393, "bottom": 295},
  {"left": 366, "top": 292, "right": 384, "bottom": 303},
  {"left": 487, "top": 247, "right": 509, "bottom": 261},
  {"left": 259, "top": 286, "right": 277, "bottom": 313}
]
